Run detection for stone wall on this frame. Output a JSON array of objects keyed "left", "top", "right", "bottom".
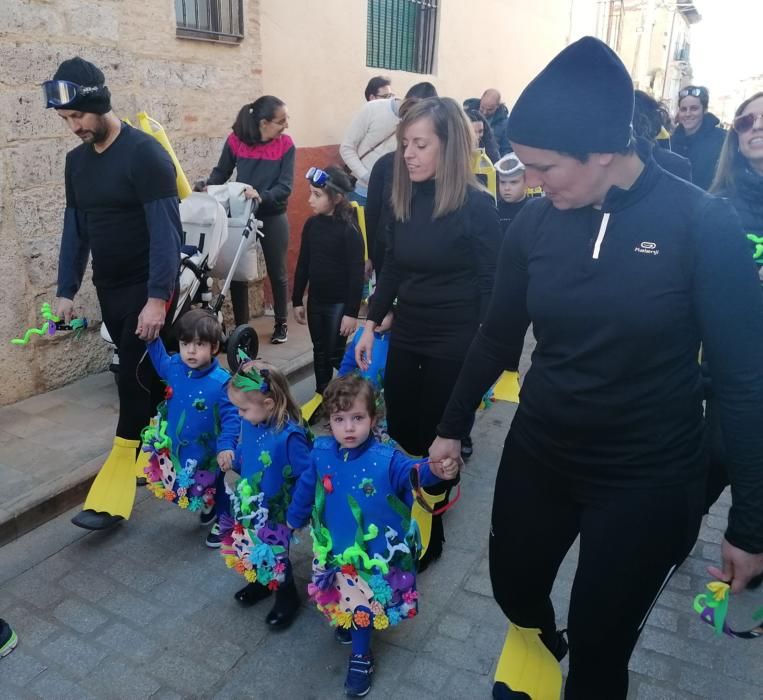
[{"left": 0, "top": 0, "right": 264, "bottom": 405}]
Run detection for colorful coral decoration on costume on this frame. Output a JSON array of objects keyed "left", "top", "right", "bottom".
[
  {"left": 140, "top": 338, "right": 239, "bottom": 512},
  {"left": 292, "top": 436, "right": 443, "bottom": 632},
  {"left": 693, "top": 580, "right": 763, "bottom": 639}
]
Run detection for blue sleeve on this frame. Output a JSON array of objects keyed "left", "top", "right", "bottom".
[
  {"left": 143, "top": 198, "right": 182, "bottom": 300},
  {"left": 56, "top": 206, "right": 90, "bottom": 299},
  {"left": 207, "top": 139, "right": 236, "bottom": 186},
  {"left": 146, "top": 338, "right": 173, "bottom": 379},
  {"left": 287, "top": 448, "right": 318, "bottom": 529},
  {"left": 260, "top": 144, "right": 295, "bottom": 209},
  {"left": 338, "top": 332, "right": 360, "bottom": 376},
  {"left": 693, "top": 197, "right": 763, "bottom": 553},
  {"left": 389, "top": 450, "right": 441, "bottom": 509},
  {"left": 215, "top": 388, "right": 241, "bottom": 452}
]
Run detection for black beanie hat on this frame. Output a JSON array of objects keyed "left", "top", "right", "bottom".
[
  {"left": 507, "top": 36, "right": 634, "bottom": 154},
  {"left": 52, "top": 57, "right": 112, "bottom": 114}
]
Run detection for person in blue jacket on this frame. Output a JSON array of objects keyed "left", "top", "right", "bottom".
[
  {"left": 219, "top": 360, "right": 312, "bottom": 630},
  {"left": 287, "top": 374, "right": 458, "bottom": 697},
  {"left": 141, "top": 310, "right": 240, "bottom": 535}
]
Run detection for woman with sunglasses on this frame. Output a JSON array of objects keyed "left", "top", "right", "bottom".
[
  {"left": 355, "top": 97, "right": 502, "bottom": 565},
  {"left": 672, "top": 85, "right": 726, "bottom": 190},
  {"left": 203, "top": 96, "right": 294, "bottom": 344},
  {"left": 704, "top": 92, "right": 763, "bottom": 517}
]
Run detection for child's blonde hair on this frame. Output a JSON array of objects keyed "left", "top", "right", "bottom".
[{"left": 229, "top": 360, "right": 302, "bottom": 430}]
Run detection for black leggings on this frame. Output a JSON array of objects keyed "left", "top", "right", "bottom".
[
  {"left": 98, "top": 284, "right": 173, "bottom": 441},
  {"left": 230, "top": 212, "right": 289, "bottom": 325},
  {"left": 307, "top": 300, "right": 347, "bottom": 394},
  {"left": 490, "top": 435, "right": 705, "bottom": 699}
]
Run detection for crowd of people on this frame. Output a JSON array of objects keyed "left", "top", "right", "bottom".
[{"left": 4, "top": 35, "right": 763, "bottom": 699}]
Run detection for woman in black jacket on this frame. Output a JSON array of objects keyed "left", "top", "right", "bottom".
[
  {"left": 671, "top": 85, "right": 725, "bottom": 190},
  {"left": 356, "top": 97, "right": 501, "bottom": 562}
]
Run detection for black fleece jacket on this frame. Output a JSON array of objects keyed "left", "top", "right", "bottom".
[
  {"left": 672, "top": 113, "right": 726, "bottom": 190},
  {"left": 437, "top": 156, "right": 763, "bottom": 554}
]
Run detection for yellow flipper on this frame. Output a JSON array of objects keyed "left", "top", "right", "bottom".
[
  {"left": 83, "top": 437, "right": 139, "bottom": 519},
  {"left": 492, "top": 371, "right": 520, "bottom": 403},
  {"left": 411, "top": 490, "right": 446, "bottom": 558},
  {"left": 301, "top": 393, "right": 323, "bottom": 422},
  {"left": 494, "top": 623, "right": 562, "bottom": 700}
]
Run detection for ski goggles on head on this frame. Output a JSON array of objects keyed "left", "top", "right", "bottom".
[
  {"left": 41, "top": 80, "right": 102, "bottom": 109},
  {"left": 678, "top": 86, "right": 708, "bottom": 101},
  {"left": 305, "top": 167, "right": 330, "bottom": 188},
  {"left": 733, "top": 112, "right": 763, "bottom": 134}
]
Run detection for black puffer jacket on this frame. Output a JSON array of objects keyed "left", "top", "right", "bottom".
[
  {"left": 671, "top": 113, "right": 726, "bottom": 190},
  {"left": 487, "top": 103, "right": 511, "bottom": 156}
]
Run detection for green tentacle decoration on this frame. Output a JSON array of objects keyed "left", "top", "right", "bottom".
[
  {"left": 386, "top": 493, "right": 412, "bottom": 532},
  {"left": 10, "top": 322, "right": 50, "bottom": 345},
  {"left": 311, "top": 480, "right": 334, "bottom": 567},
  {"left": 747, "top": 233, "right": 763, "bottom": 261}
]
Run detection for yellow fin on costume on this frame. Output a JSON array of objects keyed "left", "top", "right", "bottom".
[
  {"left": 301, "top": 393, "right": 323, "bottom": 422},
  {"left": 472, "top": 148, "right": 497, "bottom": 200},
  {"left": 134, "top": 112, "right": 192, "bottom": 200},
  {"left": 494, "top": 623, "right": 562, "bottom": 700},
  {"left": 411, "top": 490, "right": 446, "bottom": 558},
  {"left": 83, "top": 437, "right": 139, "bottom": 519},
  {"left": 492, "top": 371, "right": 520, "bottom": 404}
]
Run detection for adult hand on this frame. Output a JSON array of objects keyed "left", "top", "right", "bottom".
[
  {"left": 54, "top": 297, "right": 75, "bottom": 324},
  {"left": 708, "top": 538, "right": 763, "bottom": 593},
  {"left": 243, "top": 186, "right": 261, "bottom": 201},
  {"left": 340, "top": 315, "right": 357, "bottom": 337},
  {"left": 293, "top": 306, "right": 307, "bottom": 325},
  {"left": 136, "top": 298, "right": 167, "bottom": 341},
  {"left": 429, "top": 436, "right": 462, "bottom": 467},
  {"left": 354, "top": 324, "right": 376, "bottom": 371},
  {"left": 217, "top": 450, "right": 235, "bottom": 471},
  {"left": 378, "top": 311, "right": 394, "bottom": 333}
]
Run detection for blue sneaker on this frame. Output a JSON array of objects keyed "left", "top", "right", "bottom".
[
  {"left": 0, "top": 619, "right": 18, "bottom": 658},
  {"left": 344, "top": 653, "right": 374, "bottom": 697},
  {"left": 335, "top": 626, "right": 352, "bottom": 645}
]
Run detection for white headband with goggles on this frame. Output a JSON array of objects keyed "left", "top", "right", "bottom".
[{"left": 494, "top": 153, "right": 525, "bottom": 177}]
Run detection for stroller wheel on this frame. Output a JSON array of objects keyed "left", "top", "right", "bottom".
[{"left": 227, "top": 324, "right": 259, "bottom": 371}]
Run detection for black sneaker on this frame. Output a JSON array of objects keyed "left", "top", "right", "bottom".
[
  {"left": 205, "top": 523, "right": 223, "bottom": 548},
  {"left": 0, "top": 619, "right": 18, "bottom": 659},
  {"left": 344, "top": 652, "right": 374, "bottom": 697},
  {"left": 460, "top": 435, "right": 474, "bottom": 461},
  {"left": 271, "top": 322, "right": 288, "bottom": 344},
  {"left": 199, "top": 508, "right": 216, "bottom": 527},
  {"left": 335, "top": 626, "right": 352, "bottom": 645}
]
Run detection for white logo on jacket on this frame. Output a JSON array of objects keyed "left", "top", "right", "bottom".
[{"left": 635, "top": 241, "right": 659, "bottom": 255}]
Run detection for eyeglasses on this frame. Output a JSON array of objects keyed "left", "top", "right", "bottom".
[
  {"left": 410, "top": 461, "right": 461, "bottom": 516},
  {"left": 41, "top": 79, "right": 102, "bottom": 109},
  {"left": 305, "top": 167, "right": 330, "bottom": 187},
  {"left": 679, "top": 86, "right": 707, "bottom": 100},
  {"left": 733, "top": 112, "right": 763, "bottom": 134}
]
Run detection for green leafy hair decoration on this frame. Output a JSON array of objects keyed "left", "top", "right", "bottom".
[{"left": 232, "top": 352, "right": 270, "bottom": 393}]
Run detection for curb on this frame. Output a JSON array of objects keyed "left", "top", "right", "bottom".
[{"left": 0, "top": 352, "right": 313, "bottom": 548}]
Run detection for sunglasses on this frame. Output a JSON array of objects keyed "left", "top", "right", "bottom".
[
  {"left": 410, "top": 461, "right": 461, "bottom": 516},
  {"left": 733, "top": 112, "right": 763, "bottom": 134},
  {"left": 679, "top": 87, "right": 707, "bottom": 100},
  {"left": 305, "top": 167, "right": 331, "bottom": 188}
]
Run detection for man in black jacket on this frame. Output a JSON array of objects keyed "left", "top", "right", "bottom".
[
  {"left": 45, "top": 57, "right": 182, "bottom": 531},
  {"left": 431, "top": 37, "right": 763, "bottom": 700},
  {"left": 480, "top": 88, "right": 511, "bottom": 156}
]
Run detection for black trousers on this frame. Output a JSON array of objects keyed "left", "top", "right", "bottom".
[
  {"left": 307, "top": 300, "right": 347, "bottom": 394},
  {"left": 97, "top": 283, "right": 174, "bottom": 441},
  {"left": 490, "top": 435, "right": 705, "bottom": 699}
]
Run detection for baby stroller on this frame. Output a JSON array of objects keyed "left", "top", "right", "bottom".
[{"left": 102, "top": 182, "right": 262, "bottom": 372}]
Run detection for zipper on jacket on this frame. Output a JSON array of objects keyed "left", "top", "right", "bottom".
[{"left": 592, "top": 212, "right": 610, "bottom": 260}]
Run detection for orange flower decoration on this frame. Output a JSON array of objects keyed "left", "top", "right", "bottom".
[{"left": 353, "top": 610, "right": 371, "bottom": 628}]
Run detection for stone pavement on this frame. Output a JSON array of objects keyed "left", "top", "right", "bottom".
[
  {"left": 0, "top": 315, "right": 314, "bottom": 547},
  {"left": 1, "top": 394, "right": 761, "bottom": 699}
]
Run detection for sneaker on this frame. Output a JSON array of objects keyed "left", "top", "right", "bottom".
[
  {"left": 460, "top": 435, "right": 474, "bottom": 461},
  {"left": 205, "top": 523, "right": 223, "bottom": 548},
  {"left": 271, "top": 322, "right": 288, "bottom": 344},
  {"left": 0, "top": 619, "right": 18, "bottom": 658},
  {"left": 344, "top": 653, "right": 374, "bottom": 697},
  {"left": 199, "top": 508, "right": 216, "bottom": 527},
  {"left": 335, "top": 626, "right": 352, "bottom": 645}
]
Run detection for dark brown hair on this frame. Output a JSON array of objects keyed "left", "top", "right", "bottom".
[
  {"left": 232, "top": 95, "right": 285, "bottom": 145},
  {"left": 322, "top": 375, "right": 377, "bottom": 420},
  {"left": 176, "top": 309, "right": 222, "bottom": 348}
]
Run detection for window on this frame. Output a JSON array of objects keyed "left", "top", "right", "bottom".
[
  {"left": 367, "top": 0, "right": 438, "bottom": 74},
  {"left": 175, "top": 0, "right": 244, "bottom": 43}
]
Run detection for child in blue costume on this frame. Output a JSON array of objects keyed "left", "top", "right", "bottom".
[
  {"left": 141, "top": 310, "right": 239, "bottom": 533},
  {"left": 287, "top": 374, "right": 458, "bottom": 697},
  {"left": 338, "top": 311, "right": 393, "bottom": 391},
  {"left": 219, "top": 360, "right": 312, "bottom": 629}
]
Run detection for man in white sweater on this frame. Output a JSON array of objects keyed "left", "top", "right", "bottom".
[{"left": 339, "top": 97, "right": 401, "bottom": 204}]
